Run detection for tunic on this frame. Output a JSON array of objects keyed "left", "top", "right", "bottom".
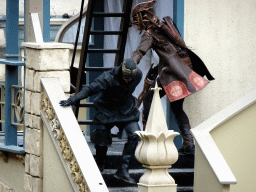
[{"left": 132, "top": 21, "right": 214, "bottom": 102}]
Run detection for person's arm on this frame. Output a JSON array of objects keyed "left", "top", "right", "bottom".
[
  {"left": 132, "top": 31, "right": 154, "bottom": 64},
  {"left": 60, "top": 71, "right": 112, "bottom": 106},
  {"left": 59, "top": 85, "right": 90, "bottom": 106}
]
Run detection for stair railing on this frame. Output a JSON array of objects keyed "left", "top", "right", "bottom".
[
  {"left": 190, "top": 91, "right": 256, "bottom": 190},
  {"left": 41, "top": 77, "right": 109, "bottom": 192}
]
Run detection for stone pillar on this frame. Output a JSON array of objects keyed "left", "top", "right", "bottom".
[
  {"left": 22, "top": 42, "right": 72, "bottom": 192},
  {"left": 135, "top": 83, "right": 180, "bottom": 192}
]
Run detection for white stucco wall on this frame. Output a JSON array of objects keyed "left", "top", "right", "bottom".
[
  {"left": 184, "top": 0, "right": 256, "bottom": 127},
  {"left": 0, "top": 156, "right": 25, "bottom": 192}
]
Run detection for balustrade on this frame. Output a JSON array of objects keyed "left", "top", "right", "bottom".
[{"left": 41, "top": 77, "right": 108, "bottom": 192}]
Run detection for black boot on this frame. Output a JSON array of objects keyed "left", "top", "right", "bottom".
[
  {"left": 178, "top": 124, "right": 195, "bottom": 155},
  {"left": 114, "top": 162, "right": 136, "bottom": 184},
  {"left": 114, "top": 135, "right": 139, "bottom": 185},
  {"left": 95, "top": 145, "right": 108, "bottom": 172}
]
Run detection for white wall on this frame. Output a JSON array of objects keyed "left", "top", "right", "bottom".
[{"left": 184, "top": 0, "right": 256, "bottom": 127}]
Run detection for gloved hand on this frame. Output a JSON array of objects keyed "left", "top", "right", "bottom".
[{"left": 59, "top": 98, "right": 74, "bottom": 107}]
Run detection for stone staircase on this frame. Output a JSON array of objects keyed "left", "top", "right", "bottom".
[
  {"left": 0, "top": 131, "right": 194, "bottom": 191},
  {"left": 86, "top": 136, "right": 194, "bottom": 192}
]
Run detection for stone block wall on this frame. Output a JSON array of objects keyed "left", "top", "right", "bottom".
[{"left": 22, "top": 42, "right": 72, "bottom": 192}]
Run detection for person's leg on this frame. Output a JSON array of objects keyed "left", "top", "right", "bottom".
[
  {"left": 90, "top": 124, "right": 113, "bottom": 172},
  {"left": 170, "top": 99, "right": 194, "bottom": 154},
  {"left": 94, "top": 144, "right": 108, "bottom": 172},
  {"left": 114, "top": 121, "right": 140, "bottom": 184}
]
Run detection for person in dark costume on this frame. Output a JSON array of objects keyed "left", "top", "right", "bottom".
[
  {"left": 59, "top": 59, "right": 142, "bottom": 184},
  {"left": 131, "top": 0, "right": 214, "bottom": 154}
]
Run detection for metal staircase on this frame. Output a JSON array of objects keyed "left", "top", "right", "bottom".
[{"left": 72, "top": 0, "right": 134, "bottom": 120}]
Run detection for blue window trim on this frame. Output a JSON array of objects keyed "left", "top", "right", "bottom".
[
  {"left": 0, "top": 59, "right": 25, "bottom": 66},
  {"left": 0, "top": 144, "right": 25, "bottom": 154},
  {"left": 43, "top": 0, "right": 50, "bottom": 42},
  {"left": 166, "top": 0, "right": 184, "bottom": 149},
  {"left": 173, "top": 0, "right": 184, "bottom": 38},
  {"left": 0, "top": 0, "right": 25, "bottom": 154}
]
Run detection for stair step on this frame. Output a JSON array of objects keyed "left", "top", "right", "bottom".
[
  {"left": 108, "top": 186, "right": 193, "bottom": 192},
  {"left": 92, "top": 12, "right": 125, "bottom": 17},
  {"left": 86, "top": 138, "right": 195, "bottom": 169},
  {"left": 177, "top": 187, "right": 194, "bottom": 192},
  {"left": 102, "top": 169, "right": 194, "bottom": 187},
  {"left": 85, "top": 137, "right": 194, "bottom": 191},
  {"left": 87, "top": 49, "right": 119, "bottom": 53},
  {"left": 84, "top": 67, "right": 112, "bottom": 71},
  {"left": 108, "top": 187, "right": 137, "bottom": 192},
  {"left": 78, "top": 120, "right": 105, "bottom": 125},
  {"left": 90, "top": 30, "right": 123, "bottom": 35},
  {"left": 99, "top": 153, "right": 194, "bottom": 169}
]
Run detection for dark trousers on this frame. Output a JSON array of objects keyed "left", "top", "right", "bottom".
[
  {"left": 92, "top": 121, "right": 140, "bottom": 169},
  {"left": 142, "top": 79, "right": 193, "bottom": 148},
  {"left": 143, "top": 79, "right": 190, "bottom": 127}
]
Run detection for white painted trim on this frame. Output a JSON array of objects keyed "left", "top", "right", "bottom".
[
  {"left": 22, "top": 42, "right": 73, "bottom": 49},
  {"left": 191, "top": 89, "right": 256, "bottom": 185},
  {"left": 41, "top": 78, "right": 109, "bottom": 192},
  {"left": 19, "top": 18, "right": 68, "bottom": 26},
  {"left": 31, "top": 13, "right": 44, "bottom": 43}
]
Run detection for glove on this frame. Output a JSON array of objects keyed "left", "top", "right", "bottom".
[{"left": 59, "top": 98, "right": 74, "bottom": 107}]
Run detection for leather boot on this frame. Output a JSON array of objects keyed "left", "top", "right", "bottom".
[
  {"left": 114, "top": 135, "right": 139, "bottom": 184},
  {"left": 178, "top": 124, "right": 195, "bottom": 155},
  {"left": 95, "top": 145, "right": 108, "bottom": 172},
  {"left": 114, "top": 161, "right": 136, "bottom": 184}
]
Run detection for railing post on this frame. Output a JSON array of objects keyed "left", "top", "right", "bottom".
[
  {"left": 135, "top": 83, "right": 180, "bottom": 192},
  {"left": 22, "top": 42, "right": 72, "bottom": 191}
]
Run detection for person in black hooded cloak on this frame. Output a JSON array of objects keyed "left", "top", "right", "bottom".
[{"left": 60, "top": 58, "right": 142, "bottom": 184}]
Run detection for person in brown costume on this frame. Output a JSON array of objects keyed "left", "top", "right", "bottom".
[{"left": 131, "top": 0, "right": 214, "bottom": 154}]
